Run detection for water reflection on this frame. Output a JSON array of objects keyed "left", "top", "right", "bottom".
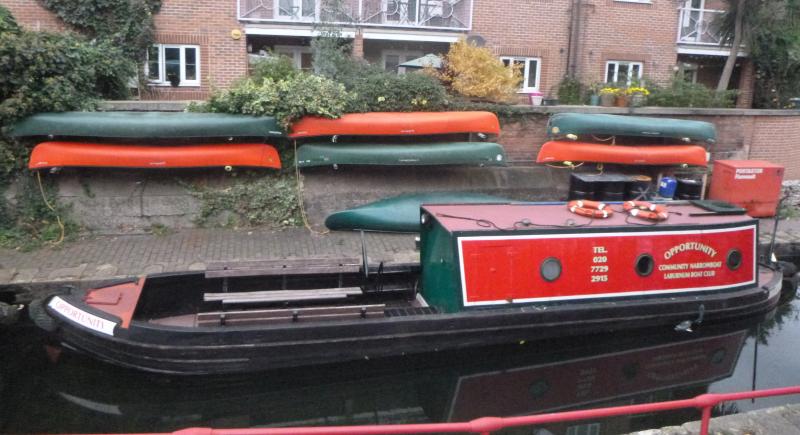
[{"left": 1, "top": 301, "right": 799, "bottom": 435}]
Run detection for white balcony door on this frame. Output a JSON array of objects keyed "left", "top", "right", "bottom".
[
  {"left": 384, "top": 0, "right": 418, "bottom": 24},
  {"left": 277, "top": 0, "right": 316, "bottom": 20}
]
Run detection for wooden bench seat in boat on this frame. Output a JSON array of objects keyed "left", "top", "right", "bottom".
[
  {"left": 205, "top": 257, "right": 362, "bottom": 279},
  {"left": 197, "top": 304, "right": 386, "bottom": 326},
  {"left": 204, "top": 287, "right": 363, "bottom": 304}
]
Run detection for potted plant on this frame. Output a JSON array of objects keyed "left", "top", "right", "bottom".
[
  {"left": 588, "top": 83, "right": 601, "bottom": 106},
  {"left": 626, "top": 86, "right": 650, "bottom": 107},
  {"left": 598, "top": 87, "right": 618, "bottom": 107}
]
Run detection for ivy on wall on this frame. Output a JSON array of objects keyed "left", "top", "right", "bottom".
[{"left": 40, "top": 0, "right": 162, "bottom": 60}]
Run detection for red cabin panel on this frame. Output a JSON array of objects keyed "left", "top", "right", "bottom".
[{"left": 458, "top": 226, "right": 756, "bottom": 306}]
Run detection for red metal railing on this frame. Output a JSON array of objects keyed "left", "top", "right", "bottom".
[{"left": 135, "top": 386, "right": 800, "bottom": 435}]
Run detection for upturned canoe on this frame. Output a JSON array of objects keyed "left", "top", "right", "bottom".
[
  {"left": 325, "top": 192, "right": 515, "bottom": 232},
  {"left": 537, "top": 141, "right": 709, "bottom": 166},
  {"left": 297, "top": 142, "right": 507, "bottom": 167},
  {"left": 547, "top": 113, "right": 716, "bottom": 144},
  {"left": 11, "top": 112, "right": 284, "bottom": 139},
  {"left": 289, "top": 112, "right": 501, "bottom": 138},
  {"left": 28, "top": 142, "right": 281, "bottom": 170}
]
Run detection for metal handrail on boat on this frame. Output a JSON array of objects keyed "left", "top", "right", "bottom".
[{"left": 127, "top": 386, "right": 800, "bottom": 435}]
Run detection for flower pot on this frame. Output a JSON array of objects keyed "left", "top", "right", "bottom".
[
  {"left": 614, "top": 95, "right": 628, "bottom": 107},
  {"left": 630, "top": 93, "right": 646, "bottom": 107},
  {"left": 589, "top": 95, "right": 601, "bottom": 106},
  {"left": 600, "top": 94, "right": 615, "bottom": 107}
]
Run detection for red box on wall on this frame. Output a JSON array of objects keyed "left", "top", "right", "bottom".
[{"left": 708, "top": 160, "right": 785, "bottom": 217}]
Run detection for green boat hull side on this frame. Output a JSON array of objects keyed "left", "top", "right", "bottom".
[
  {"left": 547, "top": 113, "right": 717, "bottom": 143},
  {"left": 297, "top": 142, "right": 507, "bottom": 167},
  {"left": 10, "top": 112, "right": 285, "bottom": 139},
  {"left": 325, "top": 193, "right": 515, "bottom": 233}
]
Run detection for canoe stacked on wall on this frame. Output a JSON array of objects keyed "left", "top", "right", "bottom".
[
  {"left": 289, "top": 111, "right": 501, "bottom": 138},
  {"left": 12, "top": 112, "right": 284, "bottom": 170},
  {"left": 537, "top": 113, "right": 714, "bottom": 167},
  {"left": 296, "top": 142, "right": 506, "bottom": 168},
  {"left": 292, "top": 111, "right": 506, "bottom": 169}
]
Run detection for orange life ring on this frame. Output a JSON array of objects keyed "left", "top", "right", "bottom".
[
  {"left": 567, "top": 200, "right": 613, "bottom": 219},
  {"left": 623, "top": 201, "right": 669, "bottom": 221}
]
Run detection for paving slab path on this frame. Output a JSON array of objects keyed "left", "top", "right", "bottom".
[{"left": 631, "top": 403, "right": 800, "bottom": 434}]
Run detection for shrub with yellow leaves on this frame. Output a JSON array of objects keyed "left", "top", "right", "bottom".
[{"left": 438, "top": 39, "right": 522, "bottom": 103}]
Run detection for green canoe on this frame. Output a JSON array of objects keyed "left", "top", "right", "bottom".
[
  {"left": 325, "top": 192, "right": 515, "bottom": 233},
  {"left": 547, "top": 113, "right": 716, "bottom": 144},
  {"left": 10, "top": 112, "right": 285, "bottom": 139},
  {"left": 297, "top": 142, "right": 507, "bottom": 167}
]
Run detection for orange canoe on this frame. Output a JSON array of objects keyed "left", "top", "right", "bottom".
[
  {"left": 536, "top": 141, "right": 708, "bottom": 167},
  {"left": 28, "top": 142, "right": 281, "bottom": 170},
  {"left": 289, "top": 111, "right": 501, "bottom": 138}
]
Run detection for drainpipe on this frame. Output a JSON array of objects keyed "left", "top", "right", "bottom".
[{"left": 565, "top": 0, "right": 582, "bottom": 78}]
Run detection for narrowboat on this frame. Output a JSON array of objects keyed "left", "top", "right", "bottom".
[
  {"left": 30, "top": 202, "right": 782, "bottom": 374},
  {"left": 10, "top": 112, "right": 284, "bottom": 140},
  {"left": 28, "top": 142, "right": 281, "bottom": 170},
  {"left": 536, "top": 141, "right": 709, "bottom": 166}
]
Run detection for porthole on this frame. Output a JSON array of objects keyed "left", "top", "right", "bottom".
[
  {"left": 635, "top": 254, "right": 654, "bottom": 277},
  {"left": 540, "top": 257, "right": 562, "bottom": 282},
  {"left": 727, "top": 249, "right": 743, "bottom": 270}
]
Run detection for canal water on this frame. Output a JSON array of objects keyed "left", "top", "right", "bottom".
[{"left": 2, "top": 290, "right": 800, "bottom": 435}]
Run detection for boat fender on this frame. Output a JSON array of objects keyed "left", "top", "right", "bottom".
[
  {"left": 567, "top": 200, "right": 613, "bottom": 219},
  {"left": 623, "top": 201, "right": 669, "bottom": 221}
]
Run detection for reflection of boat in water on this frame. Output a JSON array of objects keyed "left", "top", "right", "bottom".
[{"left": 0, "top": 315, "right": 765, "bottom": 434}]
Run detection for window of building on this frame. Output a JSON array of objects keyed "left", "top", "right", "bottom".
[
  {"left": 382, "top": 50, "right": 423, "bottom": 74},
  {"left": 500, "top": 56, "right": 541, "bottom": 92},
  {"left": 606, "top": 60, "right": 643, "bottom": 86},
  {"left": 146, "top": 44, "right": 200, "bottom": 86},
  {"left": 274, "top": 45, "right": 314, "bottom": 71},
  {"left": 277, "top": 0, "right": 316, "bottom": 20}
]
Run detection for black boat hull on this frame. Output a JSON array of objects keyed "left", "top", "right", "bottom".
[{"left": 42, "top": 267, "right": 782, "bottom": 375}]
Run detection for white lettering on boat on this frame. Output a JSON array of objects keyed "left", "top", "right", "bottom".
[
  {"left": 663, "top": 242, "right": 717, "bottom": 260},
  {"left": 48, "top": 296, "right": 116, "bottom": 336}
]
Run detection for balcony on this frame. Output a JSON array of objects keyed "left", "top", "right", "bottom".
[
  {"left": 238, "top": 0, "right": 472, "bottom": 31},
  {"left": 677, "top": 7, "right": 725, "bottom": 45}
]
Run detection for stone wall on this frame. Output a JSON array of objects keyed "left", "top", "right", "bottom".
[{"left": 28, "top": 104, "right": 800, "bottom": 232}]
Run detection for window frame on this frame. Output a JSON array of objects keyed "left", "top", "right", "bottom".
[
  {"left": 605, "top": 60, "right": 644, "bottom": 86},
  {"left": 500, "top": 56, "right": 542, "bottom": 93},
  {"left": 275, "top": 0, "right": 318, "bottom": 21},
  {"left": 146, "top": 44, "right": 201, "bottom": 87}
]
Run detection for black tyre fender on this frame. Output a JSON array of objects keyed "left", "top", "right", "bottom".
[{"left": 27, "top": 285, "right": 78, "bottom": 332}]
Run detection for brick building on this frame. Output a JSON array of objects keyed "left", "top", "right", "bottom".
[{"left": 3, "top": 0, "right": 753, "bottom": 106}]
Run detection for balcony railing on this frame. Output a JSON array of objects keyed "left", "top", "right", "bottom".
[
  {"left": 238, "top": 0, "right": 472, "bottom": 31},
  {"left": 677, "top": 7, "right": 725, "bottom": 45}
]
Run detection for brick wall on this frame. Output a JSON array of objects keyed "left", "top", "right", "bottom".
[
  {"left": 472, "top": 0, "right": 680, "bottom": 99},
  {"left": 748, "top": 116, "right": 800, "bottom": 179},
  {"left": 1, "top": 0, "right": 64, "bottom": 31},
  {"left": 1, "top": 0, "right": 247, "bottom": 101},
  {"left": 145, "top": 0, "right": 247, "bottom": 100}
]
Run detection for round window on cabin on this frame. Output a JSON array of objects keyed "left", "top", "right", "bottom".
[
  {"left": 635, "top": 254, "right": 655, "bottom": 277},
  {"left": 727, "top": 249, "right": 743, "bottom": 270},
  {"left": 540, "top": 257, "right": 562, "bottom": 282}
]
